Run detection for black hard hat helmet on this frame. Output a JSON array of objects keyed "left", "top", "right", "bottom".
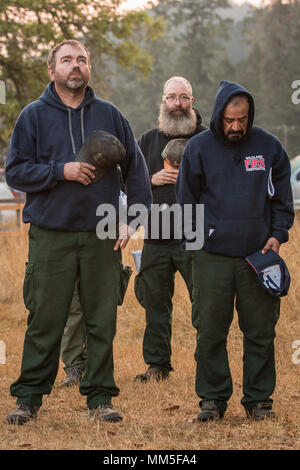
[{"left": 76, "top": 130, "right": 126, "bottom": 182}]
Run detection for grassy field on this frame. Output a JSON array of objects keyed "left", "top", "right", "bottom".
[{"left": 0, "top": 214, "right": 300, "bottom": 451}]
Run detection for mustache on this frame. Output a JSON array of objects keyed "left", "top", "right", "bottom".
[
  {"left": 169, "top": 107, "right": 189, "bottom": 117},
  {"left": 68, "top": 69, "right": 83, "bottom": 78},
  {"left": 228, "top": 130, "right": 243, "bottom": 135}
]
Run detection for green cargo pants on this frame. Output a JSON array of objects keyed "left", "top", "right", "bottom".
[
  {"left": 192, "top": 249, "right": 280, "bottom": 415},
  {"left": 134, "top": 242, "right": 193, "bottom": 373},
  {"left": 60, "top": 279, "right": 87, "bottom": 371},
  {"left": 10, "top": 224, "right": 121, "bottom": 409},
  {"left": 60, "top": 263, "right": 132, "bottom": 371}
]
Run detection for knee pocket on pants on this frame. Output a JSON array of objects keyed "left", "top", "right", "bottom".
[{"left": 23, "top": 262, "right": 36, "bottom": 313}]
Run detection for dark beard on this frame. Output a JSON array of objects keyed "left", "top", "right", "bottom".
[
  {"left": 158, "top": 104, "right": 197, "bottom": 136},
  {"left": 225, "top": 131, "right": 245, "bottom": 145}
]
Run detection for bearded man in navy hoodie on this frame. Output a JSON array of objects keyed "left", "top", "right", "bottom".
[
  {"left": 176, "top": 81, "right": 294, "bottom": 422},
  {"left": 5, "top": 39, "right": 152, "bottom": 425}
]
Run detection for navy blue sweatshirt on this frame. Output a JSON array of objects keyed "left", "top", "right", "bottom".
[
  {"left": 5, "top": 82, "right": 152, "bottom": 231},
  {"left": 176, "top": 81, "right": 294, "bottom": 256}
]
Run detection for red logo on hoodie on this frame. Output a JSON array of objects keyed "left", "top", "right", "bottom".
[{"left": 244, "top": 156, "right": 265, "bottom": 172}]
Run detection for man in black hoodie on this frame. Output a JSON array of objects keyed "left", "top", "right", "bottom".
[
  {"left": 176, "top": 81, "right": 294, "bottom": 422},
  {"left": 134, "top": 76, "right": 206, "bottom": 382},
  {"left": 5, "top": 39, "right": 151, "bottom": 425}
]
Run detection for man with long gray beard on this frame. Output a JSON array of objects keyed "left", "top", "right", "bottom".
[{"left": 134, "top": 76, "right": 206, "bottom": 382}]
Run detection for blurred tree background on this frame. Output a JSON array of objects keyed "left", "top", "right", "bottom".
[
  {"left": 1, "top": 0, "right": 300, "bottom": 162},
  {"left": 0, "top": 0, "right": 164, "bottom": 163}
]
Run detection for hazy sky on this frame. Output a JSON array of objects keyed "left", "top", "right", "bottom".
[
  {"left": 233, "top": 0, "right": 263, "bottom": 6},
  {"left": 123, "top": 0, "right": 267, "bottom": 11}
]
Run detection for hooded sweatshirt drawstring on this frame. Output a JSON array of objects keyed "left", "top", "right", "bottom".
[
  {"left": 80, "top": 107, "right": 85, "bottom": 143},
  {"left": 67, "top": 107, "right": 76, "bottom": 155},
  {"left": 67, "top": 107, "right": 85, "bottom": 156}
]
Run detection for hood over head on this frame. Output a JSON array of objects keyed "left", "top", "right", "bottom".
[{"left": 210, "top": 80, "right": 255, "bottom": 142}]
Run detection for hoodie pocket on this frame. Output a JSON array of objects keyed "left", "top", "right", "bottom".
[{"left": 204, "top": 216, "right": 270, "bottom": 256}]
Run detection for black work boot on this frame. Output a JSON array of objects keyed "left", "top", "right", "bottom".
[
  {"left": 6, "top": 404, "right": 40, "bottom": 425},
  {"left": 60, "top": 367, "right": 84, "bottom": 388},
  {"left": 245, "top": 402, "right": 276, "bottom": 421},
  {"left": 197, "top": 400, "right": 223, "bottom": 422},
  {"left": 134, "top": 366, "right": 169, "bottom": 383},
  {"left": 88, "top": 404, "right": 123, "bottom": 423}
]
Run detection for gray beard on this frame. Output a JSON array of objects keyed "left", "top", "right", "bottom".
[
  {"left": 158, "top": 104, "right": 197, "bottom": 136},
  {"left": 66, "top": 78, "right": 85, "bottom": 90}
]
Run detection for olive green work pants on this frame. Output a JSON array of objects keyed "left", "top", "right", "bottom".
[
  {"left": 192, "top": 249, "right": 280, "bottom": 414},
  {"left": 60, "top": 264, "right": 131, "bottom": 371},
  {"left": 10, "top": 225, "right": 121, "bottom": 409},
  {"left": 60, "top": 264, "right": 132, "bottom": 371},
  {"left": 135, "top": 242, "right": 193, "bottom": 373},
  {"left": 60, "top": 279, "right": 87, "bottom": 371}
]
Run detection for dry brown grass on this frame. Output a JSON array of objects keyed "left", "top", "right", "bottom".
[{"left": 0, "top": 216, "right": 300, "bottom": 450}]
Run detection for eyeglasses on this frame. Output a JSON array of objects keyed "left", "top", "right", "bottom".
[{"left": 165, "top": 95, "right": 191, "bottom": 103}]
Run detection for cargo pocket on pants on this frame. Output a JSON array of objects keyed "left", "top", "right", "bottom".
[
  {"left": 191, "top": 287, "right": 200, "bottom": 362},
  {"left": 23, "top": 262, "right": 36, "bottom": 313},
  {"left": 118, "top": 264, "right": 133, "bottom": 306},
  {"left": 134, "top": 271, "right": 146, "bottom": 309},
  {"left": 191, "top": 287, "right": 200, "bottom": 330}
]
